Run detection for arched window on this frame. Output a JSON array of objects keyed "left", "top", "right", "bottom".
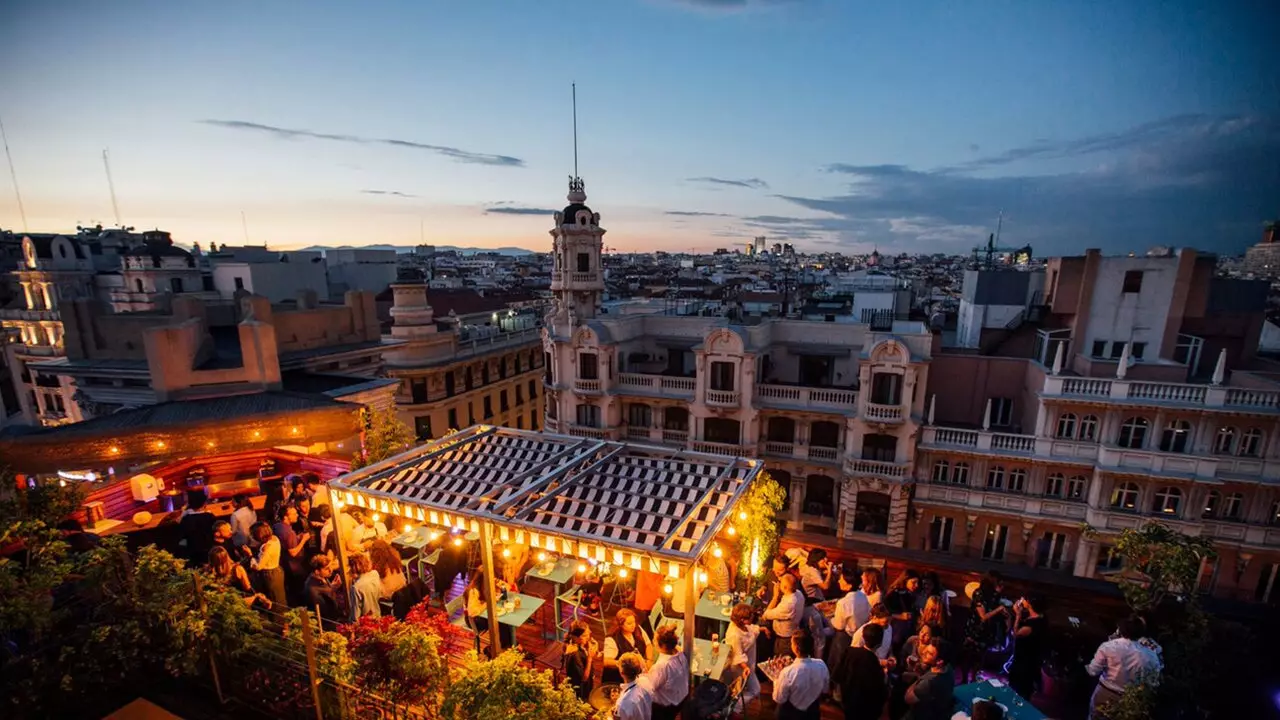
[
  {"left": 1203, "top": 490, "right": 1221, "bottom": 518},
  {"left": 1056, "top": 413, "right": 1077, "bottom": 439},
  {"left": 1008, "top": 468, "right": 1027, "bottom": 493},
  {"left": 1117, "top": 417, "right": 1150, "bottom": 449},
  {"left": 1240, "top": 428, "right": 1264, "bottom": 457},
  {"left": 804, "top": 474, "right": 836, "bottom": 519},
  {"left": 1214, "top": 427, "right": 1238, "bottom": 455},
  {"left": 1110, "top": 482, "right": 1139, "bottom": 511},
  {"left": 931, "top": 460, "right": 950, "bottom": 483},
  {"left": 853, "top": 492, "right": 891, "bottom": 535},
  {"left": 1079, "top": 415, "right": 1100, "bottom": 441},
  {"left": 134, "top": 278, "right": 144, "bottom": 293},
  {"left": 951, "top": 462, "right": 970, "bottom": 485},
  {"left": 1159, "top": 420, "right": 1192, "bottom": 453},
  {"left": 1152, "top": 486, "right": 1182, "bottom": 516},
  {"left": 986, "top": 465, "right": 1006, "bottom": 490},
  {"left": 1223, "top": 492, "right": 1244, "bottom": 520},
  {"left": 1067, "top": 475, "right": 1087, "bottom": 500},
  {"left": 1045, "top": 473, "right": 1065, "bottom": 497}
]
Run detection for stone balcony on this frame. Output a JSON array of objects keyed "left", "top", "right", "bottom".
[
  {"left": 915, "top": 481, "right": 1090, "bottom": 522},
  {"left": 1044, "top": 375, "right": 1280, "bottom": 411},
  {"left": 690, "top": 439, "right": 750, "bottom": 457},
  {"left": 844, "top": 457, "right": 909, "bottom": 479},
  {"left": 761, "top": 441, "right": 842, "bottom": 465},
  {"left": 705, "top": 389, "right": 741, "bottom": 408},
  {"left": 566, "top": 424, "right": 610, "bottom": 440},
  {"left": 573, "top": 378, "right": 602, "bottom": 394},
  {"left": 569, "top": 272, "right": 599, "bottom": 283},
  {"left": 923, "top": 427, "right": 1037, "bottom": 454},
  {"left": 0, "top": 307, "right": 60, "bottom": 322},
  {"left": 614, "top": 373, "right": 696, "bottom": 400},
  {"left": 756, "top": 384, "right": 858, "bottom": 413},
  {"left": 864, "top": 402, "right": 905, "bottom": 423}
]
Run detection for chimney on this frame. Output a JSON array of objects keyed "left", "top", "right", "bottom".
[{"left": 1264, "top": 222, "right": 1279, "bottom": 245}]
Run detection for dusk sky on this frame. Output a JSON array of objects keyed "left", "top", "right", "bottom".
[{"left": 1, "top": 0, "right": 1276, "bottom": 255}]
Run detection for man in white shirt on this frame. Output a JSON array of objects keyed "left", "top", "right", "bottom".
[
  {"left": 762, "top": 573, "right": 805, "bottom": 658},
  {"left": 1086, "top": 617, "right": 1162, "bottom": 719},
  {"left": 613, "top": 653, "right": 653, "bottom": 720},
  {"left": 772, "top": 632, "right": 829, "bottom": 719},
  {"left": 640, "top": 625, "right": 689, "bottom": 720},
  {"left": 230, "top": 495, "right": 257, "bottom": 547},
  {"left": 850, "top": 603, "right": 894, "bottom": 662}
]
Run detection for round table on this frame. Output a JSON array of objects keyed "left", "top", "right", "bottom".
[{"left": 588, "top": 684, "right": 621, "bottom": 712}]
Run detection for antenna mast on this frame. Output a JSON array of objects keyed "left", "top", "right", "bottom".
[
  {"left": 102, "top": 149, "right": 121, "bottom": 226},
  {"left": 0, "top": 115, "right": 27, "bottom": 231},
  {"left": 240, "top": 210, "right": 250, "bottom": 244},
  {"left": 572, "top": 83, "right": 579, "bottom": 180}
]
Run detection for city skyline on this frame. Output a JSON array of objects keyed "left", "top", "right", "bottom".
[{"left": 1, "top": 0, "right": 1277, "bottom": 255}]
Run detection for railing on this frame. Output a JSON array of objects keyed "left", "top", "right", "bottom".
[
  {"left": 626, "top": 426, "right": 651, "bottom": 441},
  {"left": 1060, "top": 378, "right": 1112, "bottom": 396},
  {"left": 1225, "top": 388, "right": 1280, "bottom": 409},
  {"left": 844, "top": 458, "right": 908, "bottom": 478},
  {"left": 705, "top": 389, "right": 741, "bottom": 407},
  {"left": 615, "top": 373, "right": 696, "bottom": 397},
  {"left": 570, "top": 272, "right": 599, "bottom": 283},
  {"left": 452, "top": 327, "right": 542, "bottom": 362},
  {"left": 808, "top": 445, "right": 840, "bottom": 462},
  {"left": 864, "top": 402, "right": 904, "bottom": 422},
  {"left": 567, "top": 424, "right": 608, "bottom": 440},
  {"left": 756, "top": 384, "right": 858, "bottom": 410},
  {"left": 1127, "top": 382, "right": 1207, "bottom": 403},
  {"left": 662, "top": 429, "right": 689, "bottom": 445},
  {"left": 991, "top": 432, "right": 1035, "bottom": 452},
  {"left": 574, "top": 378, "right": 601, "bottom": 393},
  {"left": 1045, "top": 375, "right": 1280, "bottom": 410},
  {"left": 764, "top": 441, "right": 795, "bottom": 457},
  {"left": 932, "top": 428, "right": 979, "bottom": 447},
  {"left": 690, "top": 440, "right": 744, "bottom": 457},
  {"left": 0, "top": 307, "right": 59, "bottom": 321}
]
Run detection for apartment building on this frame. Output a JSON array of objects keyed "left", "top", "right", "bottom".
[
  {"left": 916, "top": 248, "right": 1280, "bottom": 605},
  {"left": 383, "top": 283, "right": 545, "bottom": 442},
  {"left": 541, "top": 177, "right": 933, "bottom": 545}
]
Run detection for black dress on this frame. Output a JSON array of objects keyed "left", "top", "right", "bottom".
[
  {"left": 564, "top": 645, "right": 593, "bottom": 700},
  {"left": 1008, "top": 614, "right": 1046, "bottom": 699},
  {"left": 837, "top": 645, "right": 887, "bottom": 720}
]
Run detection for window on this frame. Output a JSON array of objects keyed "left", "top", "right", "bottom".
[
  {"left": 134, "top": 278, "right": 144, "bottom": 293},
  {"left": 951, "top": 462, "right": 970, "bottom": 485},
  {"left": 1241, "top": 428, "right": 1264, "bottom": 457},
  {"left": 809, "top": 421, "right": 841, "bottom": 448},
  {"left": 233, "top": 277, "right": 245, "bottom": 291},
  {"left": 414, "top": 415, "right": 432, "bottom": 441},
  {"left": 465, "top": 368, "right": 474, "bottom": 391},
  {"left": 515, "top": 385, "right": 524, "bottom": 405},
  {"left": 481, "top": 364, "right": 490, "bottom": 385},
  {"left": 528, "top": 379, "right": 536, "bottom": 400},
  {"left": 170, "top": 277, "right": 184, "bottom": 294},
  {"left": 1270, "top": 500, "right": 1280, "bottom": 526},
  {"left": 931, "top": 460, "right": 950, "bottom": 483},
  {"left": 579, "top": 352, "right": 599, "bottom": 380},
  {"left": 544, "top": 352, "right": 554, "bottom": 384},
  {"left": 1045, "top": 473, "right": 1066, "bottom": 497},
  {"left": 1056, "top": 413, "right": 1077, "bottom": 439},
  {"left": 1203, "top": 490, "right": 1221, "bottom": 518},
  {"left": 704, "top": 418, "right": 741, "bottom": 444},
  {"left": 1223, "top": 492, "right": 1243, "bottom": 520},
  {"left": 1110, "top": 482, "right": 1140, "bottom": 511},
  {"left": 664, "top": 406, "right": 690, "bottom": 431},
  {"left": 986, "top": 465, "right": 1006, "bottom": 490},
  {"left": 1117, "top": 417, "right": 1149, "bottom": 448},
  {"left": 1122, "top": 270, "right": 1143, "bottom": 293},
  {"left": 982, "top": 523, "right": 1009, "bottom": 561},
  {"left": 1091, "top": 340, "right": 1107, "bottom": 358},
  {"left": 805, "top": 475, "right": 836, "bottom": 519},
  {"left": 1067, "top": 475, "right": 1086, "bottom": 500},
  {"left": 576, "top": 252, "right": 590, "bottom": 272},
  {"left": 516, "top": 415, "right": 523, "bottom": 429},
  {"left": 870, "top": 373, "right": 902, "bottom": 405},
  {"left": 860, "top": 433, "right": 897, "bottom": 462},
  {"left": 1214, "top": 427, "right": 1237, "bottom": 455},
  {"left": 444, "top": 372, "right": 456, "bottom": 397},
  {"left": 447, "top": 408, "right": 458, "bottom": 430},
  {"left": 410, "top": 379, "right": 428, "bottom": 404},
  {"left": 1036, "top": 532, "right": 1068, "bottom": 570},
  {"left": 531, "top": 410, "right": 539, "bottom": 430},
  {"left": 1008, "top": 468, "right": 1027, "bottom": 493},
  {"left": 499, "top": 359, "right": 507, "bottom": 380},
  {"left": 1159, "top": 420, "right": 1192, "bottom": 453},
  {"left": 467, "top": 402, "right": 475, "bottom": 425},
  {"left": 853, "top": 492, "right": 891, "bottom": 534},
  {"left": 499, "top": 390, "right": 508, "bottom": 412},
  {"left": 767, "top": 416, "right": 796, "bottom": 443},
  {"left": 928, "top": 516, "right": 953, "bottom": 552},
  {"left": 1109, "top": 342, "right": 1126, "bottom": 360},
  {"left": 1131, "top": 342, "right": 1146, "bottom": 360},
  {"left": 576, "top": 404, "right": 601, "bottom": 428},
  {"left": 547, "top": 401, "right": 557, "bottom": 420},
  {"left": 1257, "top": 564, "right": 1280, "bottom": 605},
  {"left": 1152, "top": 486, "right": 1182, "bottom": 516},
  {"left": 1097, "top": 545, "right": 1124, "bottom": 572},
  {"left": 515, "top": 355, "right": 523, "bottom": 373},
  {"left": 1079, "top": 415, "right": 1099, "bottom": 441},
  {"left": 988, "top": 397, "right": 1013, "bottom": 427},
  {"left": 628, "top": 403, "right": 652, "bottom": 428},
  {"left": 710, "top": 361, "right": 735, "bottom": 391}
]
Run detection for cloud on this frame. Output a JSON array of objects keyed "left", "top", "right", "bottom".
[
  {"left": 361, "top": 189, "right": 417, "bottom": 198},
  {"left": 781, "top": 114, "right": 1280, "bottom": 255},
  {"left": 484, "top": 203, "right": 556, "bottom": 216},
  {"left": 666, "top": 210, "right": 731, "bottom": 217},
  {"left": 687, "top": 176, "right": 770, "bottom": 190},
  {"left": 200, "top": 119, "right": 525, "bottom": 167}
]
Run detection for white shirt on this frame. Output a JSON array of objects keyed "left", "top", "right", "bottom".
[
  {"left": 832, "top": 592, "right": 857, "bottom": 633},
  {"left": 641, "top": 651, "right": 690, "bottom": 707},
  {"left": 354, "top": 570, "right": 383, "bottom": 618},
  {"left": 604, "top": 629, "right": 653, "bottom": 661},
  {"left": 230, "top": 506, "right": 257, "bottom": 546},
  {"left": 772, "top": 657, "right": 829, "bottom": 711},
  {"left": 725, "top": 622, "right": 760, "bottom": 671},
  {"left": 762, "top": 589, "right": 805, "bottom": 637},
  {"left": 799, "top": 565, "right": 826, "bottom": 599},
  {"left": 1087, "top": 638, "right": 1162, "bottom": 692},
  {"left": 613, "top": 681, "right": 653, "bottom": 720},
  {"left": 252, "top": 536, "right": 281, "bottom": 571},
  {"left": 851, "top": 621, "right": 893, "bottom": 659}
]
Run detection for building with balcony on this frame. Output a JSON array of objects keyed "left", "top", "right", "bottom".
[
  {"left": 540, "top": 176, "right": 933, "bottom": 546},
  {"left": 915, "top": 247, "right": 1280, "bottom": 605}
]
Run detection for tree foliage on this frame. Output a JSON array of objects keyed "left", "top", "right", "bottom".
[
  {"left": 735, "top": 470, "right": 787, "bottom": 593},
  {"left": 352, "top": 407, "right": 416, "bottom": 469},
  {"left": 441, "top": 649, "right": 591, "bottom": 720},
  {"left": 1085, "top": 521, "right": 1215, "bottom": 611}
]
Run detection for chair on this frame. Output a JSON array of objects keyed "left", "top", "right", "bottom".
[{"left": 444, "top": 593, "right": 469, "bottom": 631}]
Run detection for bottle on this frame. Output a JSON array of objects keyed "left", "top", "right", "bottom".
[{"left": 711, "top": 633, "right": 720, "bottom": 655}]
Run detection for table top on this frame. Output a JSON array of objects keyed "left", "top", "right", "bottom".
[
  {"left": 391, "top": 528, "right": 434, "bottom": 550},
  {"left": 588, "top": 684, "right": 622, "bottom": 712},
  {"left": 690, "top": 638, "right": 729, "bottom": 681},
  {"left": 526, "top": 558, "right": 578, "bottom": 585},
  {"left": 694, "top": 589, "right": 741, "bottom": 622},
  {"left": 495, "top": 593, "right": 546, "bottom": 628},
  {"left": 952, "top": 680, "right": 1045, "bottom": 720}
]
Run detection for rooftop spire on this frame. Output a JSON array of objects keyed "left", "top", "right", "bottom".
[{"left": 568, "top": 83, "right": 586, "bottom": 202}]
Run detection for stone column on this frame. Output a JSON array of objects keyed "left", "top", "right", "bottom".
[
  {"left": 19, "top": 281, "right": 33, "bottom": 310},
  {"left": 1073, "top": 539, "right": 1096, "bottom": 578},
  {"left": 788, "top": 476, "right": 804, "bottom": 530},
  {"left": 40, "top": 283, "right": 53, "bottom": 311}
]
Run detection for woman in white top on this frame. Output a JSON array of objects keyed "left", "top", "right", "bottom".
[
  {"left": 827, "top": 565, "right": 863, "bottom": 678},
  {"left": 798, "top": 548, "right": 834, "bottom": 601},
  {"left": 249, "top": 521, "right": 287, "bottom": 608},
  {"left": 724, "top": 603, "right": 761, "bottom": 711},
  {"left": 350, "top": 553, "right": 383, "bottom": 618}
]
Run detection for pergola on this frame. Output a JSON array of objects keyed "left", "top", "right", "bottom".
[{"left": 328, "top": 425, "right": 763, "bottom": 669}]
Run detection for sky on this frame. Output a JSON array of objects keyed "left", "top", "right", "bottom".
[{"left": 0, "top": 0, "right": 1277, "bottom": 256}]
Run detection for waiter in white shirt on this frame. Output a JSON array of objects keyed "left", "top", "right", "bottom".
[
  {"left": 724, "top": 602, "right": 762, "bottom": 712},
  {"left": 641, "top": 625, "right": 689, "bottom": 720},
  {"left": 772, "top": 632, "right": 829, "bottom": 720},
  {"left": 1086, "top": 616, "right": 1162, "bottom": 719},
  {"left": 850, "top": 603, "right": 894, "bottom": 662},
  {"left": 613, "top": 653, "right": 653, "bottom": 720},
  {"left": 762, "top": 573, "right": 805, "bottom": 658}
]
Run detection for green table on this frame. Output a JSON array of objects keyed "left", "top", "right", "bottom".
[
  {"left": 952, "top": 679, "right": 1045, "bottom": 720},
  {"left": 495, "top": 592, "right": 545, "bottom": 629},
  {"left": 526, "top": 559, "right": 578, "bottom": 640}
]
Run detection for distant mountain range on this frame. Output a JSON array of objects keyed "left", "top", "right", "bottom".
[{"left": 298, "top": 244, "right": 536, "bottom": 256}]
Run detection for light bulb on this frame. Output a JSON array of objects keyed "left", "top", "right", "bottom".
[
  {"left": 618, "top": 568, "right": 629, "bottom": 579},
  {"left": 727, "top": 526, "right": 736, "bottom": 536},
  {"left": 537, "top": 552, "right": 547, "bottom": 563},
  {"left": 502, "top": 548, "right": 511, "bottom": 558},
  {"left": 372, "top": 513, "right": 381, "bottom": 522},
  {"left": 663, "top": 583, "right": 673, "bottom": 595},
  {"left": 577, "top": 563, "right": 587, "bottom": 574},
  {"left": 738, "top": 511, "right": 747, "bottom": 521},
  {"left": 698, "top": 571, "right": 708, "bottom": 584},
  {"left": 430, "top": 531, "right": 441, "bottom": 541},
  {"left": 403, "top": 524, "right": 412, "bottom": 533},
  {"left": 452, "top": 537, "right": 463, "bottom": 547},
  {"left": 712, "top": 546, "right": 723, "bottom": 558}
]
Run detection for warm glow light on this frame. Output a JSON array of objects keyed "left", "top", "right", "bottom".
[
  {"left": 712, "top": 545, "right": 723, "bottom": 558},
  {"left": 403, "top": 524, "right": 412, "bottom": 533},
  {"left": 206, "top": 441, "right": 216, "bottom": 449},
  {"left": 727, "top": 525, "right": 736, "bottom": 536},
  {"left": 577, "top": 563, "right": 587, "bottom": 574},
  {"left": 698, "top": 571, "right": 708, "bottom": 584},
  {"left": 738, "top": 511, "right": 747, "bottom": 521},
  {"left": 108, "top": 446, "right": 120, "bottom": 455},
  {"left": 663, "top": 583, "right": 673, "bottom": 595},
  {"left": 291, "top": 427, "right": 300, "bottom": 435},
  {"left": 430, "top": 531, "right": 441, "bottom": 541},
  {"left": 452, "top": 537, "right": 463, "bottom": 547},
  {"left": 156, "top": 440, "right": 167, "bottom": 449},
  {"left": 372, "top": 513, "right": 381, "bottom": 522},
  {"left": 618, "top": 568, "right": 629, "bottom": 579},
  {"left": 252, "top": 430, "right": 261, "bottom": 438},
  {"left": 537, "top": 552, "right": 547, "bottom": 563},
  {"left": 502, "top": 548, "right": 511, "bottom": 558}
]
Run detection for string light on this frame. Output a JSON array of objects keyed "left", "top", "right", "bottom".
[
  {"left": 727, "top": 525, "right": 736, "bottom": 536},
  {"left": 108, "top": 446, "right": 120, "bottom": 455},
  {"left": 663, "top": 583, "right": 673, "bottom": 595},
  {"left": 403, "top": 524, "right": 412, "bottom": 533},
  {"left": 738, "top": 511, "right": 747, "bottom": 521},
  {"left": 156, "top": 440, "right": 167, "bottom": 449},
  {"left": 698, "top": 571, "right": 708, "bottom": 584},
  {"left": 430, "top": 531, "right": 441, "bottom": 541},
  {"left": 452, "top": 537, "right": 463, "bottom": 547},
  {"left": 502, "top": 548, "right": 512, "bottom": 558},
  {"left": 618, "top": 568, "right": 629, "bottom": 579},
  {"left": 372, "top": 513, "right": 381, "bottom": 522},
  {"left": 577, "top": 563, "right": 587, "bottom": 574},
  {"left": 536, "top": 552, "right": 548, "bottom": 563},
  {"left": 712, "top": 545, "right": 723, "bottom": 558}
]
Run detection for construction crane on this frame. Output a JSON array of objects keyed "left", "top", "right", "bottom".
[{"left": 971, "top": 213, "right": 1032, "bottom": 269}]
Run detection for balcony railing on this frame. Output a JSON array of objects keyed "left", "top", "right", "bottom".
[
  {"left": 626, "top": 426, "right": 652, "bottom": 441},
  {"left": 615, "top": 373, "right": 696, "bottom": 399},
  {"left": 991, "top": 432, "right": 1035, "bottom": 453},
  {"left": 662, "top": 429, "right": 689, "bottom": 445},
  {"left": 809, "top": 445, "right": 840, "bottom": 462},
  {"left": 756, "top": 384, "right": 858, "bottom": 411},
  {"left": 864, "top": 402, "right": 904, "bottom": 422},
  {"left": 567, "top": 424, "right": 609, "bottom": 440},
  {"left": 705, "top": 389, "right": 741, "bottom": 407},
  {"left": 570, "top": 272, "right": 599, "bottom": 283},
  {"left": 932, "top": 427, "right": 979, "bottom": 447},
  {"left": 574, "top": 378, "right": 602, "bottom": 393},
  {"left": 690, "top": 440, "right": 745, "bottom": 457},
  {"left": 1045, "top": 375, "right": 1280, "bottom": 410},
  {"left": 764, "top": 441, "right": 795, "bottom": 458},
  {"left": 844, "top": 458, "right": 908, "bottom": 478}
]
